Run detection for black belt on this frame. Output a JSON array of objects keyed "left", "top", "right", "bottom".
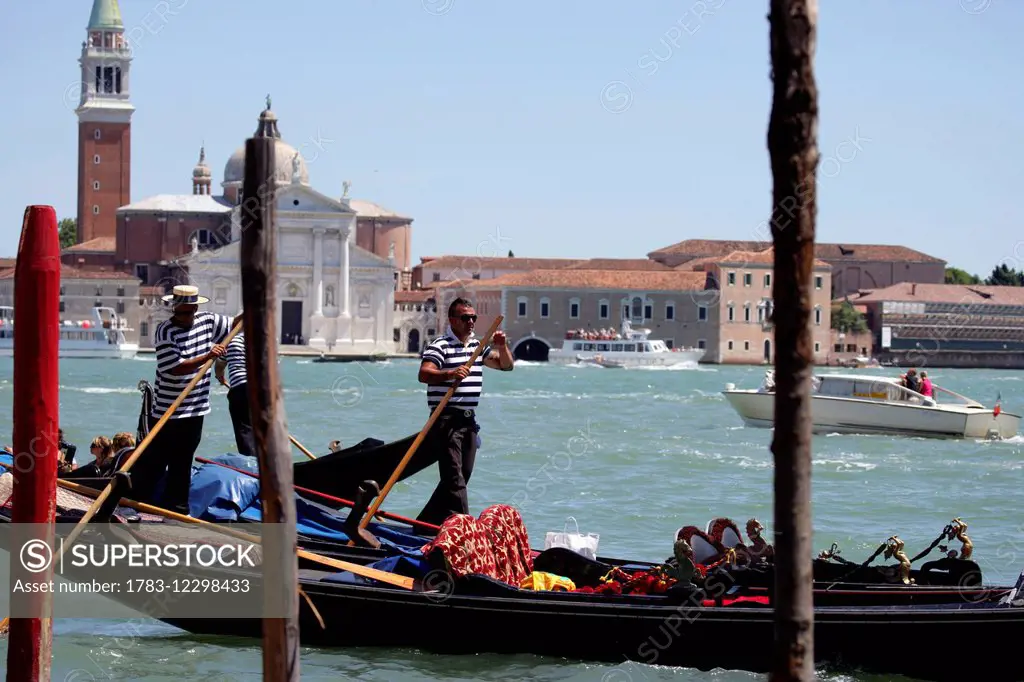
[{"left": 440, "top": 407, "right": 475, "bottom": 419}]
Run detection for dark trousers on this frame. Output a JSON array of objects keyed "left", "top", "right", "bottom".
[
  {"left": 227, "top": 384, "right": 256, "bottom": 456},
  {"left": 416, "top": 412, "right": 479, "bottom": 527},
  {"left": 131, "top": 414, "right": 205, "bottom": 513}
]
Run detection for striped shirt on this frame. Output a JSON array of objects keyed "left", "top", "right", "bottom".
[
  {"left": 223, "top": 332, "right": 247, "bottom": 389},
  {"left": 421, "top": 328, "right": 492, "bottom": 410},
  {"left": 152, "top": 311, "right": 233, "bottom": 419}
]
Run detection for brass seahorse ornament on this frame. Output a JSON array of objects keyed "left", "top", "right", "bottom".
[
  {"left": 948, "top": 517, "right": 973, "bottom": 561},
  {"left": 746, "top": 518, "right": 773, "bottom": 563},
  {"left": 884, "top": 535, "right": 915, "bottom": 585}
]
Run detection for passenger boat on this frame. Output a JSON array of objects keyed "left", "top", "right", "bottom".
[
  {"left": 0, "top": 305, "right": 138, "bottom": 359},
  {"left": 549, "top": 318, "right": 705, "bottom": 367},
  {"left": 722, "top": 371, "right": 1020, "bottom": 439}
]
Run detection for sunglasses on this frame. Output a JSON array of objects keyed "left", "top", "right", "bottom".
[{"left": 452, "top": 314, "right": 478, "bottom": 322}]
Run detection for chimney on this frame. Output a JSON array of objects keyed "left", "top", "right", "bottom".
[{"left": 911, "top": 283, "right": 917, "bottom": 295}]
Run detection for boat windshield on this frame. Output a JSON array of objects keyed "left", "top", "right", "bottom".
[{"left": 930, "top": 385, "right": 983, "bottom": 407}]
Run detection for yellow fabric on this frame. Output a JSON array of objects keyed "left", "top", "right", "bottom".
[{"left": 520, "top": 572, "right": 576, "bottom": 592}]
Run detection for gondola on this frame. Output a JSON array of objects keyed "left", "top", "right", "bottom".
[
  {"left": 2, "top": 517, "right": 1022, "bottom": 682},
  {"left": 0, "top": 453, "right": 1012, "bottom": 610}
]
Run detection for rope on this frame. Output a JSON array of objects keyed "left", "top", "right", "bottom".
[
  {"left": 822, "top": 542, "right": 888, "bottom": 591},
  {"left": 909, "top": 524, "right": 953, "bottom": 564}
]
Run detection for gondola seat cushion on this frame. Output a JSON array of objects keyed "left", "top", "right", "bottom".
[{"left": 420, "top": 504, "right": 533, "bottom": 586}]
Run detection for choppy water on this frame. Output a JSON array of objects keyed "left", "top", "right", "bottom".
[{"left": 0, "top": 356, "right": 1021, "bottom": 681}]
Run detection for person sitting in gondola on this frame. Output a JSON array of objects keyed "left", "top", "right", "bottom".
[{"left": 60, "top": 436, "right": 113, "bottom": 479}]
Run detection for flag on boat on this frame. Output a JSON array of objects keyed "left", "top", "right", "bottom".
[{"left": 994, "top": 391, "right": 1002, "bottom": 417}]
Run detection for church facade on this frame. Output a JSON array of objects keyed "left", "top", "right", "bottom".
[{"left": 62, "top": 1, "right": 413, "bottom": 353}]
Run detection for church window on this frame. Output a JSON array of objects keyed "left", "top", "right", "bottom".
[
  {"left": 95, "top": 66, "right": 101, "bottom": 93},
  {"left": 90, "top": 32, "right": 102, "bottom": 47},
  {"left": 94, "top": 129, "right": 101, "bottom": 140},
  {"left": 516, "top": 296, "right": 528, "bottom": 318},
  {"left": 631, "top": 296, "right": 643, "bottom": 321},
  {"left": 59, "top": 301, "right": 65, "bottom": 313},
  {"left": 665, "top": 302, "right": 675, "bottom": 320},
  {"left": 92, "top": 205, "right": 99, "bottom": 215},
  {"left": 393, "top": 328, "right": 401, "bottom": 342},
  {"left": 140, "top": 321, "right": 149, "bottom": 337},
  {"left": 103, "top": 32, "right": 113, "bottom": 49},
  {"left": 569, "top": 298, "right": 580, "bottom": 319},
  {"left": 93, "top": 155, "right": 100, "bottom": 164},
  {"left": 189, "top": 229, "right": 216, "bottom": 249},
  {"left": 93, "top": 181, "right": 100, "bottom": 191},
  {"left": 539, "top": 297, "right": 550, "bottom": 318},
  {"left": 103, "top": 67, "right": 114, "bottom": 94},
  {"left": 115, "top": 68, "right": 122, "bottom": 94},
  {"left": 598, "top": 299, "right": 609, "bottom": 319},
  {"left": 116, "top": 286, "right": 125, "bottom": 297},
  {"left": 116, "top": 301, "right": 125, "bottom": 314}
]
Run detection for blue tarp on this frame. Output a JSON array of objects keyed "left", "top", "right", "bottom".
[
  {"left": 187, "top": 453, "right": 261, "bottom": 521},
  {"left": 320, "top": 554, "right": 431, "bottom": 586}
]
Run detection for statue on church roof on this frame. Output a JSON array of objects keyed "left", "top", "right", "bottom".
[
  {"left": 291, "top": 151, "right": 302, "bottom": 183},
  {"left": 190, "top": 235, "right": 199, "bottom": 254},
  {"left": 265, "top": 93, "right": 272, "bottom": 111},
  {"left": 342, "top": 180, "right": 351, "bottom": 199}
]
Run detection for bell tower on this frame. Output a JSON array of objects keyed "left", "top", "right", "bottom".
[{"left": 76, "top": 0, "right": 133, "bottom": 244}]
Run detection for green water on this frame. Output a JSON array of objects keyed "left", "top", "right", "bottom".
[{"left": 0, "top": 356, "right": 1021, "bottom": 681}]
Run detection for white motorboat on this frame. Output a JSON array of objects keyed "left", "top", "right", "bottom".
[
  {"left": 722, "top": 371, "right": 1020, "bottom": 440},
  {"left": 549, "top": 319, "right": 705, "bottom": 368},
  {"left": 0, "top": 306, "right": 139, "bottom": 359}
]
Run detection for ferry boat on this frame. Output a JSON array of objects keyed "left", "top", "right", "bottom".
[
  {"left": 722, "top": 371, "right": 1020, "bottom": 440},
  {"left": 0, "top": 306, "right": 139, "bottom": 359},
  {"left": 548, "top": 318, "right": 705, "bottom": 368}
]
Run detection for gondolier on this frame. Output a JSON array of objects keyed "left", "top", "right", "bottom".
[
  {"left": 215, "top": 331, "right": 255, "bottom": 456},
  {"left": 132, "top": 285, "right": 243, "bottom": 513},
  {"left": 415, "top": 297, "right": 514, "bottom": 525}
]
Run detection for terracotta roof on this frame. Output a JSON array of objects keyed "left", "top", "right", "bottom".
[
  {"left": 649, "top": 239, "right": 944, "bottom": 264},
  {"left": 139, "top": 285, "right": 166, "bottom": 295},
  {"left": 0, "top": 265, "right": 138, "bottom": 281},
  {"left": 851, "top": 282, "right": 1024, "bottom": 306},
  {"left": 395, "top": 289, "right": 435, "bottom": 303},
  {"left": 563, "top": 258, "right": 672, "bottom": 271},
  {"left": 454, "top": 268, "right": 710, "bottom": 292},
  {"left": 679, "top": 248, "right": 830, "bottom": 270},
  {"left": 419, "top": 255, "right": 583, "bottom": 271},
  {"left": 0, "top": 258, "right": 15, "bottom": 269},
  {"left": 63, "top": 237, "right": 115, "bottom": 253}
]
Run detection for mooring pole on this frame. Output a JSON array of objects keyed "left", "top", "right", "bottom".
[
  {"left": 767, "top": 0, "right": 819, "bottom": 680},
  {"left": 240, "top": 123, "right": 300, "bottom": 680},
  {"left": 5, "top": 206, "right": 60, "bottom": 682}
]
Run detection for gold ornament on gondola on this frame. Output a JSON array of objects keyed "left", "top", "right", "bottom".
[
  {"left": 947, "top": 518, "right": 973, "bottom": 561},
  {"left": 884, "top": 535, "right": 915, "bottom": 585}
]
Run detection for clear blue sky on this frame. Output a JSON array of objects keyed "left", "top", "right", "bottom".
[{"left": 1, "top": 0, "right": 1021, "bottom": 278}]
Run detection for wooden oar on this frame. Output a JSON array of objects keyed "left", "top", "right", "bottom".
[
  {"left": 348, "top": 315, "right": 504, "bottom": 545},
  {"left": 46, "top": 474, "right": 414, "bottom": 590},
  {"left": 289, "top": 435, "right": 317, "bottom": 461},
  {"left": 52, "top": 322, "right": 244, "bottom": 566}
]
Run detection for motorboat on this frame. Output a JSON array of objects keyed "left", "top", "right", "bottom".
[
  {"left": 722, "top": 372, "right": 1020, "bottom": 439},
  {"left": 549, "top": 318, "right": 705, "bottom": 367},
  {"left": 0, "top": 305, "right": 138, "bottom": 359}
]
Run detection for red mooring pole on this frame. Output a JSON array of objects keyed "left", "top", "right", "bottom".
[{"left": 5, "top": 205, "right": 60, "bottom": 682}]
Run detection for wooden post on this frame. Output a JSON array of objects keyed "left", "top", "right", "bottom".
[
  {"left": 240, "top": 130, "right": 300, "bottom": 680},
  {"left": 767, "top": 1, "right": 818, "bottom": 680},
  {"left": 6, "top": 206, "right": 60, "bottom": 682}
]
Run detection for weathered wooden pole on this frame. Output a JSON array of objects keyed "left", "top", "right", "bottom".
[
  {"left": 240, "top": 119, "right": 300, "bottom": 680},
  {"left": 5, "top": 206, "right": 60, "bottom": 682},
  {"left": 767, "top": 0, "right": 819, "bottom": 680}
]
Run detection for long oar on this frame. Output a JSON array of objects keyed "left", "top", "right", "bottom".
[
  {"left": 289, "top": 435, "right": 317, "bottom": 461},
  {"left": 45, "top": 474, "right": 415, "bottom": 591},
  {"left": 349, "top": 315, "right": 504, "bottom": 545}
]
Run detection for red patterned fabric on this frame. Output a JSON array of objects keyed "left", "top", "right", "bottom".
[
  {"left": 477, "top": 504, "right": 533, "bottom": 585},
  {"left": 421, "top": 504, "right": 533, "bottom": 586}
]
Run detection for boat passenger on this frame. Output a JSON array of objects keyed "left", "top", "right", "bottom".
[
  {"left": 57, "top": 428, "right": 77, "bottom": 472},
  {"left": 416, "top": 297, "right": 514, "bottom": 525},
  {"left": 919, "top": 371, "right": 933, "bottom": 398},
  {"left": 902, "top": 368, "right": 921, "bottom": 394},
  {"left": 131, "top": 284, "right": 244, "bottom": 515}
]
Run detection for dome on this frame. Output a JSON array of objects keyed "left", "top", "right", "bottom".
[
  {"left": 221, "top": 100, "right": 310, "bottom": 187},
  {"left": 222, "top": 140, "right": 309, "bottom": 186}
]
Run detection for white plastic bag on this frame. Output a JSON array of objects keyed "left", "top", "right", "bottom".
[{"left": 544, "top": 516, "right": 600, "bottom": 560}]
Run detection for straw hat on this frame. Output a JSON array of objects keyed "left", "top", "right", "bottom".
[{"left": 162, "top": 284, "right": 209, "bottom": 306}]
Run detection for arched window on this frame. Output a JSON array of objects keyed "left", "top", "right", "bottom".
[{"left": 189, "top": 228, "right": 218, "bottom": 249}]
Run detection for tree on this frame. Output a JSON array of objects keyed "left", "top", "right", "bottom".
[
  {"left": 984, "top": 263, "right": 1024, "bottom": 287},
  {"left": 830, "top": 300, "right": 868, "bottom": 334},
  {"left": 767, "top": 0, "right": 818, "bottom": 678},
  {"left": 58, "top": 218, "right": 77, "bottom": 250},
  {"left": 944, "top": 267, "right": 980, "bottom": 285}
]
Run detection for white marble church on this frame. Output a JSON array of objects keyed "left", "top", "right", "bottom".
[{"left": 182, "top": 107, "right": 397, "bottom": 354}]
